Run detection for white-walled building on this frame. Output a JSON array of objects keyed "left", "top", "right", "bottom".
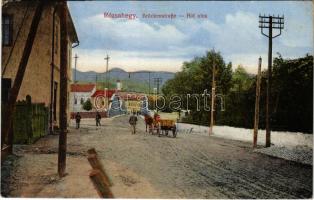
[
  {"left": 116, "top": 79, "right": 122, "bottom": 91},
  {"left": 70, "top": 84, "right": 96, "bottom": 112}
]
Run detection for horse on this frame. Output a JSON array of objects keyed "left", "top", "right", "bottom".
[{"left": 144, "top": 114, "right": 154, "bottom": 133}]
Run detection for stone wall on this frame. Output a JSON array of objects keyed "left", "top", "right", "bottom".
[{"left": 70, "top": 112, "right": 107, "bottom": 119}]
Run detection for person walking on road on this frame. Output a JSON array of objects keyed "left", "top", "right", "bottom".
[
  {"left": 96, "top": 112, "right": 102, "bottom": 126},
  {"left": 129, "top": 112, "right": 138, "bottom": 134},
  {"left": 75, "top": 112, "right": 81, "bottom": 129}
]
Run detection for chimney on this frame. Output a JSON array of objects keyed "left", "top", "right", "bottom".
[{"left": 116, "top": 80, "right": 122, "bottom": 91}]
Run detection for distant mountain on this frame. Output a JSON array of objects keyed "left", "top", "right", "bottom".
[{"left": 72, "top": 68, "right": 175, "bottom": 87}]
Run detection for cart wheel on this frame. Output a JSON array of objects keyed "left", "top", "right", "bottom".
[
  {"left": 172, "top": 127, "right": 177, "bottom": 138},
  {"left": 158, "top": 129, "right": 161, "bottom": 137}
]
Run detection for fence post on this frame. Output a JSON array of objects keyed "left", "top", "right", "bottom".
[{"left": 26, "top": 95, "right": 33, "bottom": 143}]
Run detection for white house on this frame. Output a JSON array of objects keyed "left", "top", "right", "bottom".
[{"left": 70, "top": 84, "right": 96, "bottom": 113}]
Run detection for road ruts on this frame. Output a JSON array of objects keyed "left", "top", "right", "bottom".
[{"left": 79, "top": 115, "right": 313, "bottom": 198}]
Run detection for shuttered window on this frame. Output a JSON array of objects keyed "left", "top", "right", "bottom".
[{"left": 2, "top": 15, "right": 13, "bottom": 46}]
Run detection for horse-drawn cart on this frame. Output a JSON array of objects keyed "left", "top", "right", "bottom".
[
  {"left": 145, "top": 114, "right": 177, "bottom": 138},
  {"left": 159, "top": 119, "right": 177, "bottom": 138}
]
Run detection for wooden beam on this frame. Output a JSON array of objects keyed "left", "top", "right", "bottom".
[
  {"left": 87, "top": 148, "right": 97, "bottom": 155},
  {"left": 87, "top": 153, "right": 112, "bottom": 186},
  {"left": 89, "top": 169, "right": 114, "bottom": 198}
]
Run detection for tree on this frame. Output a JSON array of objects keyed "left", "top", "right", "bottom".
[
  {"left": 216, "top": 66, "right": 255, "bottom": 128},
  {"left": 82, "top": 98, "right": 93, "bottom": 111},
  {"left": 270, "top": 54, "right": 313, "bottom": 132},
  {"left": 162, "top": 50, "right": 233, "bottom": 125},
  {"left": 163, "top": 50, "right": 313, "bottom": 133},
  {"left": 231, "top": 65, "right": 254, "bottom": 92}
]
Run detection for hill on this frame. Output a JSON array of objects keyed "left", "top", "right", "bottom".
[
  {"left": 72, "top": 67, "right": 175, "bottom": 92},
  {"left": 72, "top": 68, "right": 175, "bottom": 86}
]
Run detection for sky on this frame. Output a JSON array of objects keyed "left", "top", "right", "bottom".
[{"left": 68, "top": 1, "right": 313, "bottom": 74}]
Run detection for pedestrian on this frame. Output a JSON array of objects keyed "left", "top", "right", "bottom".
[
  {"left": 96, "top": 112, "right": 101, "bottom": 126},
  {"left": 75, "top": 112, "right": 81, "bottom": 129},
  {"left": 129, "top": 112, "right": 138, "bottom": 134}
]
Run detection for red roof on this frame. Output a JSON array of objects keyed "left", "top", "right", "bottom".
[
  {"left": 91, "top": 90, "right": 116, "bottom": 98},
  {"left": 71, "top": 84, "right": 95, "bottom": 92}
]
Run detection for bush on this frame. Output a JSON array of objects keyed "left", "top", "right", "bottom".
[{"left": 82, "top": 98, "right": 93, "bottom": 111}]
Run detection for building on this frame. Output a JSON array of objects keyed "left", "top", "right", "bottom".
[
  {"left": 1, "top": 1, "right": 79, "bottom": 129},
  {"left": 114, "top": 91, "right": 147, "bottom": 114},
  {"left": 70, "top": 84, "right": 96, "bottom": 113},
  {"left": 90, "top": 89, "right": 116, "bottom": 111}
]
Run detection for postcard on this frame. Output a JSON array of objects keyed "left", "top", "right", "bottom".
[{"left": 1, "top": 0, "right": 313, "bottom": 199}]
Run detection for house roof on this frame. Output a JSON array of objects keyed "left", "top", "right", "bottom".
[
  {"left": 67, "top": 7, "right": 79, "bottom": 44},
  {"left": 71, "top": 84, "right": 95, "bottom": 92},
  {"left": 91, "top": 90, "right": 116, "bottom": 98}
]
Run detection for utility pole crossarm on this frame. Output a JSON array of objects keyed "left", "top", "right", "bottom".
[{"left": 259, "top": 15, "right": 284, "bottom": 38}]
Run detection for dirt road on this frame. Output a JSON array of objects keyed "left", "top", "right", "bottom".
[{"left": 2, "top": 115, "right": 312, "bottom": 198}]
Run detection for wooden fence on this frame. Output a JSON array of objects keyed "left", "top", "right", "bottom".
[{"left": 12, "top": 95, "right": 48, "bottom": 144}]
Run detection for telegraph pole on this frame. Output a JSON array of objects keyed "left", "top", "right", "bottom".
[
  {"left": 259, "top": 14, "right": 284, "bottom": 147},
  {"left": 104, "top": 54, "right": 110, "bottom": 114},
  {"left": 253, "top": 57, "right": 262, "bottom": 148},
  {"left": 95, "top": 75, "right": 98, "bottom": 88},
  {"left": 154, "top": 77, "right": 162, "bottom": 94},
  {"left": 148, "top": 72, "right": 151, "bottom": 95},
  {"left": 209, "top": 59, "right": 216, "bottom": 135},
  {"left": 74, "top": 54, "right": 78, "bottom": 84},
  {"left": 154, "top": 78, "right": 162, "bottom": 113},
  {"left": 128, "top": 71, "right": 152, "bottom": 94},
  {"left": 58, "top": 0, "right": 68, "bottom": 177},
  {"left": 104, "top": 54, "right": 110, "bottom": 89},
  {"left": 73, "top": 54, "right": 78, "bottom": 115}
]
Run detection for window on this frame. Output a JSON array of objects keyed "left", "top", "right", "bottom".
[
  {"left": 2, "top": 15, "right": 13, "bottom": 46},
  {"left": 80, "top": 98, "right": 84, "bottom": 104},
  {"left": 74, "top": 97, "right": 77, "bottom": 105}
]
